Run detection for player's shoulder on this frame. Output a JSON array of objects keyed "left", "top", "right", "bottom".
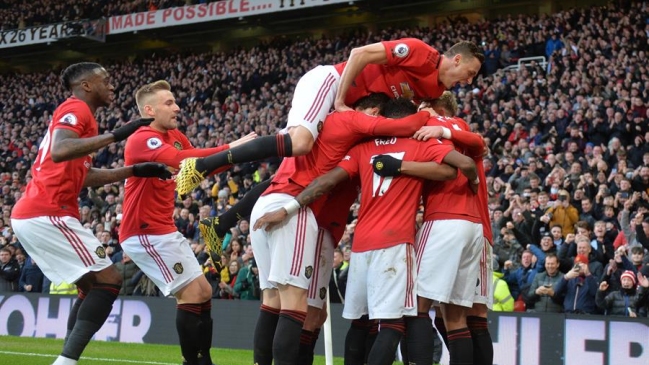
[{"left": 54, "top": 97, "right": 92, "bottom": 123}]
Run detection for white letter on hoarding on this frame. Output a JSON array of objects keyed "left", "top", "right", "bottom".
[
  {"left": 0, "top": 295, "right": 36, "bottom": 336},
  {"left": 565, "top": 319, "right": 605, "bottom": 365},
  {"left": 519, "top": 317, "right": 540, "bottom": 365},
  {"left": 609, "top": 321, "right": 649, "bottom": 365},
  {"left": 492, "top": 315, "right": 517, "bottom": 365},
  {"left": 35, "top": 297, "right": 70, "bottom": 339},
  {"left": 119, "top": 300, "right": 152, "bottom": 343}
]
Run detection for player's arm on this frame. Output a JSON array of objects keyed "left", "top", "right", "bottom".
[
  {"left": 414, "top": 126, "right": 486, "bottom": 156},
  {"left": 51, "top": 118, "right": 154, "bottom": 163},
  {"left": 253, "top": 167, "right": 350, "bottom": 232},
  {"left": 51, "top": 129, "right": 118, "bottom": 163},
  {"left": 334, "top": 42, "right": 389, "bottom": 112},
  {"left": 82, "top": 164, "right": 172, "bottom": 187},
  {"left": 399, "top": 161, "right": 457, "bottom": 181}
]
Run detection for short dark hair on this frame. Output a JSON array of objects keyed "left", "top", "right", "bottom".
[
  {"left": 545, "top": 253, "right": 559, "bottom": 262},
  {"left": 445, "top": 41, "right": 485, "bottom": 64},
  {"left": 353, "top": 92, "right": 390, "bottom": 110},
  {"left": 60, "top": 62, "right": 103, "bottom": 91},
  {"left": 380, "top": 98, "right": 417, "bottom": 119}
]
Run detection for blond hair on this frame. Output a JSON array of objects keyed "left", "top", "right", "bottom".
[
  {"left": 422, "top": 91, "right": 458, "bottom": 117},
  {"left": 135, "top": 80, "right": 171, "bottom": 115}
]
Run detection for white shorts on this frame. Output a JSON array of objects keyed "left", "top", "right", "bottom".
[
  {"left": 342, "top": 244, "right": 417, "bottom": 320},
  {"left": 285, "top": 65, "right": 340, "bottom": 140},
  {"left": 11, "top": 216, "right": 113, "bottom": 285},
  {"left": 120, "top": 231, "right": 203, "bottom": 297},
  {"left": 415, "top": 220, "right": 483, "bottom": 308},
  {"left": 473, "top": 239, "right": 494, "bottom": 309},
  {"left": 307, "top": 228, "right": 335, "bottom": 309},
  {"left": 250, "top": 193, "right": 319, "bottom": 291}
]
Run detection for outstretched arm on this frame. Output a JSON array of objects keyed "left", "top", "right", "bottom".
[
  {"left": 51, "top": 129, "right": 117, "bottom": 163},
  {"left": 398, "top": 161, "right": 457, "bottom": 181},
  {"left": 253, "top": 167, "right": 350, "bottom": 231},
  {"left": 334, "top": 42, "right": 388, "bottom": 112},
  {"left": 83, "top": 163, "right": 172, "bottom": 187}
]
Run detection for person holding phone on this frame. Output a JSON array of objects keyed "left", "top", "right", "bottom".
[
  {"left": 554, "top": 254, "right": 599, "bottom": 314},
  {"left": 526, "top": 253, "right": 564, "bottom": 312}
]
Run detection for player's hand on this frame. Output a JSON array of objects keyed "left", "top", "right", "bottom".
[
  {"left": 413, "top": 126, "right": 444, "bottom": 141},
  {"left": 372, "top": 155, "right": 401, "bottom": 177},
  {"left": 229, "top": 132, "right": 258, "bottom": 148},
  {"left": 253, "top": 208, "right": 288, "bottom": 232},
  {"left": 111, "top": 118, "right": 155, "bottom": 142},
  {"left": 334, "top": 99, "right": 353, "bottom": 113},
  {"left": 132, "top": 162, "right": 173, "bottom": 179}
]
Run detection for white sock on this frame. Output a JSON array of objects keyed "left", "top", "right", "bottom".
[{"left": 52, "top": 355, "right": 78, "bottom": 365}]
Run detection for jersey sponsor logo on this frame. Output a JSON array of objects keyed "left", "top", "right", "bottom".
[
  {"left": 305, "top": 265, "right": 313, "bottom": 279},
  {"left": 147, "top": 137, "right": 163, "bottom": 150},
  {"left": 452, "top": 123, "right": 462, "bottom": 131},
  {"left": 173, "top": 141, "right": 182, "bottom": 150},
  {"left": 319, "top": 287, "right": 326, "bottom": 300},
  {"left": 59, "top": 113, "right": 78, "bottom": 126},
  {"left": 95, "top": 246, "right": 107, "bottom": 259},
  {"left": 393, "top": 43, "right": 410, "bottom": 58},
  {"left": 173, "top": 262, "right": 184, "bottom": 274}
]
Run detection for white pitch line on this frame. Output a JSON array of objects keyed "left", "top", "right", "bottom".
[{"left": 0, "top": 350, "right": 177, "bottom": 365}]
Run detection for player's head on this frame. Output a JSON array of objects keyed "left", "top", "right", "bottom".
[
  {"left": 135, "top": 80, "right": 180, "bottom": 131},
  {"left": 420, "top": 91, "right": 458, "bottom": 117},
  {"left": 441, "top": 41, "right": 484, "bottom": 88},
  {"left": 380, "top": 98, "right": 418, "bottom": 119},
  {"left": 60, "top": 62, "right": 113, "bottom": 107},
  {"left": 353, "top": 92, "right": 391, "bottom": 116}
]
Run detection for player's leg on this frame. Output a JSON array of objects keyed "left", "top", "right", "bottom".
[
  {"left": 466, "top": 240, "right": 494, "bottom": 365},
  {"left": 250, "top": 196, "right": 280, "bottom": 365},
  {"left": 365, "top": 244, "right": 416, "bottom": 365},
  {"left": 405, "top": 221, "right": 438, "bottom": 365},
  {"left": 13, "top": 216, "right": 122, "bottom": 365},
  {"left": 299, "top": 228, "right": 334, "bottom": 364},
  {"left": 342, "top": 251, "right": 370, "bottom": 365},
  {"left": 122, "top": 232, "right": 210, "bottom": 365},
  {"left": 270, "top": 205, "right": 318, "bottom": 365},
  {"left": 175, "top": 65, "right": 339, "bottom": 195},
  {"left": 440, "top": 221, "right": 484, "bottom": 365},
  {"left": 199, "top": 179, "right": 271, "bottom": 266}
]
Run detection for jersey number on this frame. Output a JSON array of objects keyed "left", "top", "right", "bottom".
[
  {"left": 34, "top": 128, "right": 52, "bottom": 171},
  {"left": 371, "top": 152, "right": 405, "bottom": 197}
]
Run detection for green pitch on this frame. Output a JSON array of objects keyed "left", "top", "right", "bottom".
[{"left": 0, "top": 336, "right": 346, "bottom": 365}]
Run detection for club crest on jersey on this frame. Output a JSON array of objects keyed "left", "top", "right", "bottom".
[
  {"left": 173, "top": 262, "right": 184, "bottom": 274},
  {"left": 393, "top": 43, "right": 410, "bottom": 58},
  {"left": 305, "top": 266, "right": 314, "bottom": 279},
  {"left": 319, "top": 287, "right": 326, "bottom": 300},
  {"left": 59, "top": 113, "right": 78, "bottom": 126},
  {"left": 147, "top": 137, "right": 163, "bottom": 150},
  {"left": 95, "top": 246, "right": 106, "bottom": 259},
  {"left": 174, "top": 141, "right": 182, "bottom": 150}
]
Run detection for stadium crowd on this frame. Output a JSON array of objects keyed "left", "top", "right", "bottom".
[{"left": 1, "top": 1, "right": 649, "bottom": 316}]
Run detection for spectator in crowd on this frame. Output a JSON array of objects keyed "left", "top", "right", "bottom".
[
  {"left": 503, "top": 250, "right": 538, "bottom": 301},
  {"left": 18, "top": 256, "right": 44, "bottom": 293},
  {"left": 600, "top": 245, "right": 636, "bottom": 293},
  {"left": 492, "top": 258, "right": 514, "bottom": 312},
  {"left": 596, "top": 270, "right": 642, "bottom": 316},
  {"left": 329, "top": 248, "right": 348, "bottom": 304},
  {"left": 217, "top": 260, "right": 240, "bottom": 299},
  {"left": 49, "top": 281, "right": 79, "bottom": 295},
  {"left": 526, "top": 253, "right": 564, "bottom": 312},
  {"left": 555, "top": 254, "right": 599, "bottom": 314},
  {"left": 234, "top": 255, "right": 260, "bottom": 300},
  {"left": 0, "top": 247, "right": 20, "bottom": 292},
  {"left": 114, "top": 253, "right": 139, "bottom": 296},
  {"left": 546, "top": 190, "right": 579, "bottom": 236}
]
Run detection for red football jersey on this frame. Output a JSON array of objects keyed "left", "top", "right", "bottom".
[
  {"left": 12, "top": 97, "right": 97, "bottom": 220},
  {"left": 314, "top": 178, "right": 359, "bottom": 244},
  {"left": 334, "top": 38, "right": 444, "bottom": 105},
  {"left": 120, "top": 127, "right": 228, "bottom": 241},
  {"left": 264, "top": 109, "right": 430, "bottom": 213},
  {"left": 338, "top": 137, "right": 452, "bottom": 252},
  {"left": 421, "top": 116, "right": 485, "bottom": 224}
]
